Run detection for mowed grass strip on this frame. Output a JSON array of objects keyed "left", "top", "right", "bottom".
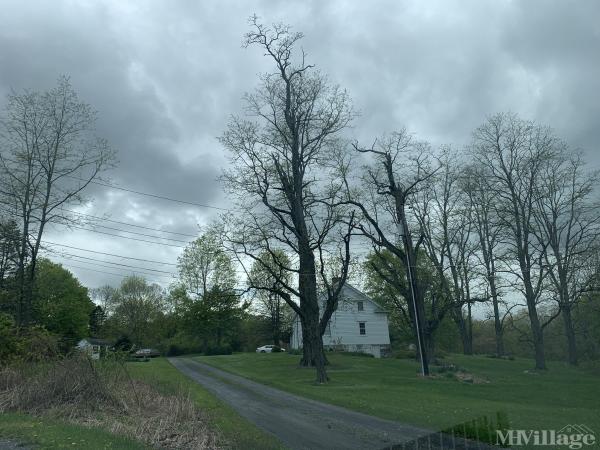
[
  {"left": 126, "top": 357, "right": 284, "bottom": 450},
  {"left": 0, "top": 413, "right": 147, "bottom": 450},
  {"left": 195, "top": 353, "right": 600, "bottom": 434}
]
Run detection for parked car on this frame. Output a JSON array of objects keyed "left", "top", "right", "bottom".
[
  {"left": 256, "top": 344, "right": 285, "bottom": 353},
  {"left": 134, "top": 348, "right": 161, "bottom": 358}
]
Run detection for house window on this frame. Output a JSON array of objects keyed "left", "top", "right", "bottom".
[
  {"left": 357, "top": 301, "right": 364, "bottom": 312},
  {"left": 359, "top": 322, "right": 366, "bottom": 335}
]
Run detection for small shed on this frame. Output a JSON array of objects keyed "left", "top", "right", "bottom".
[{"left": 77, "top": 338, "right": 111, "bottom": 360}]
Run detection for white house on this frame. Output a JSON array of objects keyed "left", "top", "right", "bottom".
[
  {"left": 290, "top": 283, "right": 391, "bottom": 358},
  {"left": 76, "top": 338, "right": 111, "bottom": 360}
]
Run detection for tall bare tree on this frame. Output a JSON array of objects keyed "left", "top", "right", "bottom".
[
  {"left": 412, "top": 149, "right": 483, "bottom": 356},
  {"left": 220, "top": 17, "right": 355, "bottom": 382},
  {"left": 534, "top": 150, "right": 600, "bottom": 365},
  {"left": 462, "top": 164, "right": 508, "bottom": 356},
  {"left": 0, "top": 77, "right": 116, "bottom": 325},
  {"left": 341, "top": 131, "right": 439, "bottom": 375},
  {"left": 471, "top": 112, "right": 559, "bottom": 370}
]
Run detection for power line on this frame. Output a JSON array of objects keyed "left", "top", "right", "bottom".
[
  {"left": 62, "top": 208, "right": 198, "bottom": 238},
  {"left": 76, "top": 222, "right": 190, "bottom": 243},
  {"left": 58, "top": 262, "right": 169, "bottom": 284},
  {"left": 66, "top": 225, "right": 187, "bottom": 248},
  {"left": 42, "top": 241, "right": 179, "bottom": 266},
  {"left": 53, "top": 252, "right": 177, "bottom": 276},
  {"left": 63, "top": 175, "right": 229, "bottom": 211},
  {"left": 56, "top": 257, "right": 175, "bottom": 280}
]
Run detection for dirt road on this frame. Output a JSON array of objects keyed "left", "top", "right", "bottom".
[{"left": 169, "top": 357, "right": 497, "bottom": 450}]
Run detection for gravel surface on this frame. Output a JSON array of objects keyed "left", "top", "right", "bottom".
[{"left": 169, "top": 357, "right": 502, "bottom": 450}]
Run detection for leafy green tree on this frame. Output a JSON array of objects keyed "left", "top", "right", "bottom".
[
  {"left": 32, "top": 259, "right": 94, "bottom": 349},
  {"left": 109, "top": 275, "right": 166, "bottom": 346},
  {"left": 0, "top": 218, "right": 19, "bottom": 290},
  {"left": 177, "top": 225, "right": 236, "bottom": 300},
  {"left": 180, "top": 286, "right": 247, "bottom": 351},
  {"left": 89, "top": 305, "right": 107, "bottom": 336},
  {"left": 363, "top": 249, "right": 453, "bottom": 357}
]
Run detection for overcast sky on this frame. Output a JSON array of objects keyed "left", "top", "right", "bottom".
[{"left": 1, "top": 0, "right": 599, "bottom": 291}]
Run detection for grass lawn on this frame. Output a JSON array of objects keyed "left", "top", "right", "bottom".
[
  {"left": 126, "top": 357, "right": 284, "bottom": 450},
  {"left": 195, "top": 353, "right": 600, "bottom": 434},
  {"left": 0, "top": 413, "right": 146, "bottom": 450}
]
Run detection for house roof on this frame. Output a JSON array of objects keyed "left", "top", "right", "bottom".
[{"left": 339, "top": 283, "right": 388, "bottom": 313}]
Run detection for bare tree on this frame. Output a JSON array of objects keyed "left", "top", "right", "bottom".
[
  {"left": 91, "top": 284, "right": 118, "bottom": 315},
  {"left": 341, "top": 131, "right": 439, "bottom": 375},
  {"left": 534, "top": 150, "right": 600, "bottom": 365},
  {"left": 248, "top": 250, "right": 293, "bottom": 345},
  {"left": 462, "top": 163, "right": 508, "bottom": 356},
  {"left": 412, "top": 149, "right": 484, "bottom": 356},
  {"left": 0, "top": 77, "right": 116, "bottom": 325},
  {"left": 471, "top": 112, "right": 559, "bottom": 370},
  {"left": 220, "top": 17, "right": 355, "bottom": 382}
]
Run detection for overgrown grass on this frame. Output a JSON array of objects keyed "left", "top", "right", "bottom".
[
  {"left": 0, "top": 413, "right": 147, "bottom": 449},
  {"left": 0, "top": 355, "right": 220, "bottom": 449},
  {"left": 126, "top": 358, "right": 284, "bottom": 450},
  {"left": 195, "top": 353, "right": 600, "bottom": 437}
]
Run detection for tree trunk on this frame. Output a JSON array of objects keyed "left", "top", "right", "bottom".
[
  {"left": 453, "top": 308, "right": 471, "bottom": 355},
  {"left": 562, "top": 306, "right": 578, "bottom": 366},
  {"left": 298, "top": 312, "right": 328, "bottom": 381},
  {"left": 525, "top": 294, "right": 546, "bottom": 370},
  {"left": 492, "top": 295, "right": 505, "bottom": 356},
  {"left": 466, "top": 302, "right": 473, "bottom": 355}
]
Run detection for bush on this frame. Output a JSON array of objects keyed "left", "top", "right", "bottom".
[
  {"left": 434, "top": 363, "right": 461, "bottom": 374},
  {"left": 339, "top": 351, "right": 375, "bottom": 358},
  {"left": 204, "top": 345, "right": 232, "bottom": 356},
  {"left": 0, "top": 315, "right": 58, "bottom": 366},
  {"left": 0, "top": 355, "right": 221, "bottom": 449},
  {"left": 271, "top": 345, "right": 283, "bottom": 353}
]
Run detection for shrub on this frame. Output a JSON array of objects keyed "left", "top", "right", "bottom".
[
  {"left": 339, "top": 351, "right": 374, "bottom": 358},
  {"left": 435, "top": 364, "right": 460, "bottom": 374},
  {"left": 0, "top": 355, "right": 221, "bottom": 449},
  {"left": 271, "top": 345, "right": 283, "bottom": 353},
  {"left": 204, "top": 345, "right": 232, "bottom": 356},
  {"left": 0, "top": 315, "right": 58, "bottom": 366}
]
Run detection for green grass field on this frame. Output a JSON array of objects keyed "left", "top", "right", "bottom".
[
  {"left": 195, "top": 353, "right": 600, "bottom": 434},
  {"left": 126, "top": 358, "right": 284, "bottom": 450},
  {"left": 0, "top": 413, "right": 147, "bottom": 450}
]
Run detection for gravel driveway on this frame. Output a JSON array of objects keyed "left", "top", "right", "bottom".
[{"left": 169, "top": 357, "right": 500, "bottom": 450}]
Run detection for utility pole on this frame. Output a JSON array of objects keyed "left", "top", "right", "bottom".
[{"left": 397, "top": 220, "right": 428, "bottom": 377}]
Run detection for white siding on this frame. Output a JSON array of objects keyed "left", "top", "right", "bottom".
[{"left": 290, "top": 284, "right": 391, "bottom": 357}]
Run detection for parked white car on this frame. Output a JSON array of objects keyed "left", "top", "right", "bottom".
[{"left": 256, "top": 344, "right": 285, "bottom": 353}]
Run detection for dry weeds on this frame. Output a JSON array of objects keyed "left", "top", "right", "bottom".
[{"left": 0, "top": 356, "right": 222, "bottom": 449}]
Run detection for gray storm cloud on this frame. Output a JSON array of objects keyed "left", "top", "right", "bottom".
[{"left": 1, "top": 0, "right": 598, "bottom": 287}]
